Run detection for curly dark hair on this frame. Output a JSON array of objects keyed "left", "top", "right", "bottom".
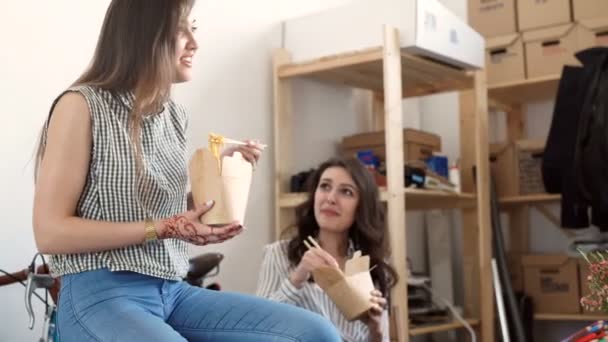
[{"left": 285, "top": 157, "right": 398, "bottom": 296}]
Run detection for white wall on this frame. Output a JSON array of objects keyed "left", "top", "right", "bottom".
[{"left": 1, "top": 3, "right": 113, "bottom": 341}]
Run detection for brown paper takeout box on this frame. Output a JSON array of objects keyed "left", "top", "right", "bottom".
[
  {"left": 313, "top": 251, "right": 375, "bottom": 321},
  {"left": 189, "top": 147, "right": 253, "bottom": 226}
]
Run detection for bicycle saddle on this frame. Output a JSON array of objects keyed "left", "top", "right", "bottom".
[{"left": 185, "top": 252, "right": 223, "bottom": 285}]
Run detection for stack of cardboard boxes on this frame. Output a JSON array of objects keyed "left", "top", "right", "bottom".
[{"left": 469, "top": 0, "right": 608, "bottom": 85}]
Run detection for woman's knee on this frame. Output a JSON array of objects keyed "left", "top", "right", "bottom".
[{"left": 295, "top": 310, "right": 342, "bottom": 342}]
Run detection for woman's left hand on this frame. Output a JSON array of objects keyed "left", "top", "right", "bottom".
[
  {"left": 362, "top": 289, "right": 387, "bottom": 342},
  {"left": 221, "top": 139, "right": 264, "bottom": 168}
]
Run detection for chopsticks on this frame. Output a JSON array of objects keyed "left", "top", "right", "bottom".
[
  {"left": 303, "top": 235, "right": 322, "bottom": 250},
  {"left": 303, "top": 235, "right": 377, "bottom": 272},
  {"left": 222, "top": 137, "right": 267, "bottom": 149}
]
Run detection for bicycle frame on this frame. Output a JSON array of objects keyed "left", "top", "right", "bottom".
[{"left": 0, "top": 251, "right": 223, "bottom": 341}]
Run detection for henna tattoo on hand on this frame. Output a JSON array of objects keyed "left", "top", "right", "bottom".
[{"left": 158, "top": 215, "right": 242, "bottom": 246}]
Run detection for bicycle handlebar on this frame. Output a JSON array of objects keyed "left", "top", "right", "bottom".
[{"left": 0, "top": 269, "right": 28, "bottom": 286}]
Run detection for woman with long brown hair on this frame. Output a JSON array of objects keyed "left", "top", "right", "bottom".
[
  {"left": 32, "top": 1, "right": 341, "bottom": 341},
  {"left": 256, "top": 157, "right": 398, "bottom": 342}
]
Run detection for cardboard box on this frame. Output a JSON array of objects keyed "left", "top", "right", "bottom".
[
  {"left": 341, "top": 129, "right": 441, "bottom": 163},
  {"left": 490, "top": 139, "right": 546, "bottom": 197},
  {"left": 578, "top": 17, "right": 608, "bottom": 49},
  {"left": 522, "top": 255, "right": 580, "bottom": 314},
  {"left": 468, "top": 0, "right": 517, "bottom": 37},
  {"left": 523, "top": 23, "right": 582, "bottom": 79},
  {"left": 518, "top": 0, "right": 572, "bottom": 31},
  {"left": 283, "top": 0, "right": 485, "bottom": 70},
  {"left": 573, "top": 0, "right": 608, "bottom": 21},
  {"left": 486, "top": 34, "right": 526, "bottom": 85}
]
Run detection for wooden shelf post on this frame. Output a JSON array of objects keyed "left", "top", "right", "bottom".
[
  {"left": 473, "top": 70, "right": 494, "bottom": 342},
  {"left": 273, "top": 50, "right": 294, "bottom": 240},
  {"left": 382, "top": 25, "right": 408, "bottom": 342}
]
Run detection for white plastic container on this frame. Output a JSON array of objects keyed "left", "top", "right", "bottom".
[
  {"left": 282, "top": 0, "right": 485, "bottom": 70},
  {"left": 449, "top": 163, "right": 461, "bottom": 193}
]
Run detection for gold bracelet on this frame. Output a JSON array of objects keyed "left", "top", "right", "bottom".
[{"left": 144, "top": 217, "right": 158, "bottom": 243}]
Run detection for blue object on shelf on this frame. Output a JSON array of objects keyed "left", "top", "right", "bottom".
[
  {"left": 356, "top": 150, "right": 380, "bottom": 169},
  {"left": 426, "top": 155, "right": 449, "bottom": 178}
]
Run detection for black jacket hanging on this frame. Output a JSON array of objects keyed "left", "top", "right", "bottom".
[{"left": 543, "top": 47, "right": 608, "bottom": 230}]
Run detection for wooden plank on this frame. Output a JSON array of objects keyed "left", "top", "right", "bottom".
[
  {"left": 459, "top": 90, "right": 480, "bottom": 319},
  {"left": 489, "top": 74, "right": 561, "bottom": 107},
  {"left": 326, "top": 68, "right": 385, "bottom": 91},
  {"left": 508, "top": 207, "right": 529, "bottom": 257},
  {"left": 410, "top": 319, "right": 480, "bottom": 336},
  {"left": 401, "top": 53, "right": 472, "bottom": 87},
  {"left": 278, "top": 48, "right": 383, "bottom": 78},
  {"left": 372, "top": 93, "right": 385, "bottom": 131},
  {"left": 278, "top": 189, "right": 476, "bottom": 210},
  {"left": 499, "top": 194, "right": 561, "bottom": 207},
  {"left": 473, "top": 70, "right": 494, "bottom": 342},
  {"left": 506, "top": 104, "right": 525, "bottom": 142},
  {"left": 273, "top": 50, "right": 294, "bottom": 240},
  {"left": 278, "top": 47, "right": 473, "bottom": 99},
  {"left": 535, "top": 314, "right": 608, "bottom": 321},
  {"left": 505, "top": 103, "right": 529, "bottom": 293},
  {"left": 383, "top": 26, "right": 408, "bottom": 342}
]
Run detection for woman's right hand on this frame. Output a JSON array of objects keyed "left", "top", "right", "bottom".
[
  {"left": 289, "top": 245, "right": 339, "bottom": 289},
  {"left": 156, "top": 200, "right": 243, "bottom": 245}
]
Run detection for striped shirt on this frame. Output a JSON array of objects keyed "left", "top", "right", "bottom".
[
  {"left": 256, "top": 240, "right": 390, "bottom": 342},
  {"left": 42, "top": 85, "right": 190, "bottom": 280}
]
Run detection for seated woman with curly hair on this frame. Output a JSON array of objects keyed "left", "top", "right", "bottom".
[{"left": 256, "top": 157, "right": 398, "bottom": 342}]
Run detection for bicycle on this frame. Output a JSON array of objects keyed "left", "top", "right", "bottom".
[{"left": 0, "top": 252, "right": 225, "bottom": 342}]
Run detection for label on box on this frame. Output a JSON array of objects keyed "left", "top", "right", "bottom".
[
  {"left": 479, "top": 0, "right": 506, "bottom": 12},
  {"left": 450, "top": 29, "right": 459, "bottom": 45},
  {"left": 490, "top": 50, "right": 517, "bottom": 63},
  {"left": 540, "top": 276, "right": 570, "bottom": 293}
]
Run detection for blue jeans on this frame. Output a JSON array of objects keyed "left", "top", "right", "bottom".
[{"left": 57, "top": 268, "right": 341, "bottom": 341}]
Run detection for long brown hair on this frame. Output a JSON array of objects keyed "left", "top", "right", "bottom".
[
  {"left": 35, "top": 0, "right": 195, "bottom": 180},
  {"left": 285, "top": 157, "right": 398, "bottom": 296}
]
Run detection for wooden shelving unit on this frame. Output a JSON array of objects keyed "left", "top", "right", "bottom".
[
  {"left": 489, "top": 74, "right": 561, "bottom": 108},
  {"left": 499, "top": 193, "right": 561, "bottom": 207},
  {"left": 273, "top": 26, "right": 492, "bottom": 342},
  {"left": 279, "top": 189, "right": 477, "bottom": 210},
  {"left": 486, "top": 62, "right": 598, "bottom": 323}
]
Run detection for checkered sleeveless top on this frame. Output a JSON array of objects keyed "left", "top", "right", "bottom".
[{"left": 42, "top": 85, "right": 190, "bottom": 280}]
